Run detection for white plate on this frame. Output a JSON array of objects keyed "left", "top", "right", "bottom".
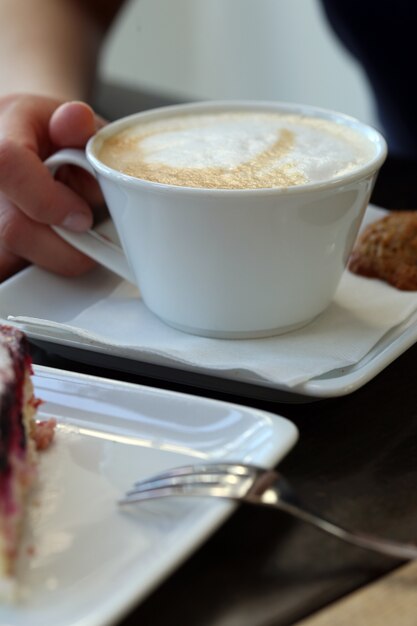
[
  {"left": 0, "top": 365, "right": 298, "bottom": 626},
  {"left": 1, "top": 206, "right": 417, "bottom": 402}
]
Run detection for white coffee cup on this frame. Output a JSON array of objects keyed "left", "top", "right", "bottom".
[{"left": 45, "top": 100, "right": 387, "bottom": 339}]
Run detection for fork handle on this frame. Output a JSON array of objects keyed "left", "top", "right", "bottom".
[{"left": 270, "top": 499, "right": 417, "bottom": 560}]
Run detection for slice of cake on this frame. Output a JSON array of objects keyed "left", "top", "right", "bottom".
[{"left": 0, "top": 325, "right": 43, "bottom": 599}]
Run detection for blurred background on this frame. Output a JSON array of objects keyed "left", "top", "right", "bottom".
[{"left": 99, "top": 0, "right": 376, "bottom": 127}]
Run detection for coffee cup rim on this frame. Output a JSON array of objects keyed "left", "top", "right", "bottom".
[{"left": 87, "top": 99, "right": 387, "bottom": 195}]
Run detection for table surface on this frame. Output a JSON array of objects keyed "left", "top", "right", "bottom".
[{"left": 32, "top": 83, "right": 417, "bottom": 626}]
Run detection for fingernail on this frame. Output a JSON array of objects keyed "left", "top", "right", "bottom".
[{"left": 61, "top": 212, "right": 92, "bottom": 232}]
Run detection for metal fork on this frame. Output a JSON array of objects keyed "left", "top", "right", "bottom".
[{"left": 119, "top": 462, "right": 417, "bottom": 560}]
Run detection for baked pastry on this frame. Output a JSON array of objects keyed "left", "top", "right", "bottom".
[
  {"left": 348, "top": 211, "right": 417, "bottom": 290},
  {"left": 0, "top": 325, "right": 55, "bottom": 599}
]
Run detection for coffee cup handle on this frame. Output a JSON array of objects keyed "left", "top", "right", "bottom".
[{"left": 44, "top": 148, "right": 136, "bottom": 284}]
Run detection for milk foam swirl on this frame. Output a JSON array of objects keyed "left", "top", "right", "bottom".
[{"left": 97, "top": 112, "right": 374, "bottom": 190}]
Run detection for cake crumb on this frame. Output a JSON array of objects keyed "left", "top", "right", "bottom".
[
  {"left": 26, "top": 545, "right": 36, "bottom": 557},
  {"left": 32, "top": 419, "right": 57, "bottom": 451}
]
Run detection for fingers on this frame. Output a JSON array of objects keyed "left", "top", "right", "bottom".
[
  {"left": 0, "top": 246, "right": 27, "bottom": 283},
  {"left": 0, "top": 194, "right": 96, "bottom": 277},
  {"left": 55, "top": 164, "right": 105, "bottom": 211},
  {"left": 0, "top": 138, "right": 93, "bottom": 230},
  {"left": 49, "top": 101, "right": 106, "bottom": 147},
  {"left": 0, "top": 94, "right": 105, "bottom": 281},
  {"left": 0, "top": 94, "right": 63, "bottom": 156},
  {"left": 49, "top": 101, "right": 106, "bottom": 214}
]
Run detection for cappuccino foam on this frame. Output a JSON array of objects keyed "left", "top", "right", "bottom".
[{"left": 97, "top": 111, "right": 374, "bottom": 190}]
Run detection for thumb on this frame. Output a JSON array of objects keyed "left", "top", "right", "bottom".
[{"left": 49, "top": 101, "right": 106, "bottom": 148}]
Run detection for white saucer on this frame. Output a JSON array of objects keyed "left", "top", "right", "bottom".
[{"left": 2, "top": 206, "right": 417, "bottom": 402}]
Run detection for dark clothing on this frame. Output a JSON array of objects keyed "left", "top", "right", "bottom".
[{"left": 320, "top": 0, "right": 417, "bottom": 208}]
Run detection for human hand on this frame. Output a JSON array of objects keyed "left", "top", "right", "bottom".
[{"left": 0, "top": 94, "right": 106, "bottom": 282}]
